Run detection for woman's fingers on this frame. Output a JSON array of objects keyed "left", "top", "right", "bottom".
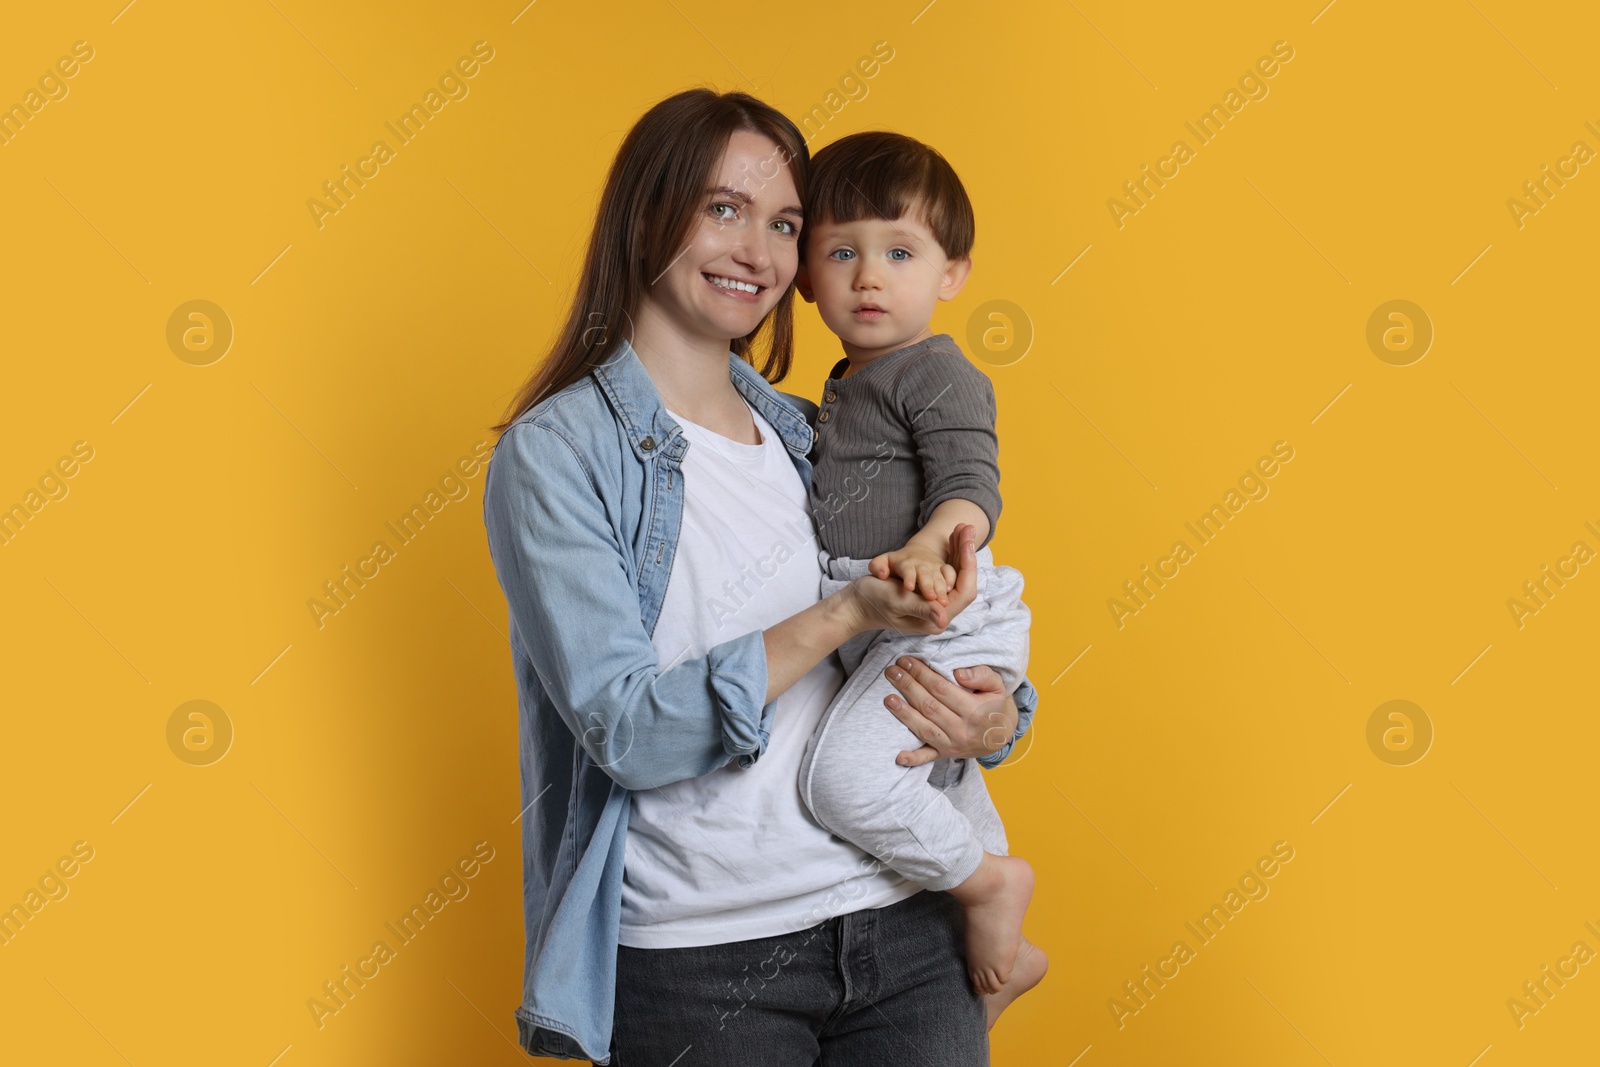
[
  {"left": 892, "top": 655, "right": 965, "bottom": 729},
  {"left": 884, "top": 690, "right": 944, "bottom": 765},
  {"left": 884, "top": 656, "right": 956, "bottom": 743},
  {"left": 896, "top": 742, "right": 942, "bottom": 768},
  {"left": 954, "top": 663, "right": 1004, "bottom": 695},
  {"left": 944, "top": 524, "right": 978, "bottom": 615},
  {"left": 885, "top": 655, "right": 1015, "bottom": 760}
]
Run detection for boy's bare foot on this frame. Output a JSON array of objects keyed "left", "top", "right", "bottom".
[
  {"left": 985, "top": 938, "right": 1048, "bottom": 1030},
  {"left": 949, "top": 853, "right": 1034, "bottom": 994}
]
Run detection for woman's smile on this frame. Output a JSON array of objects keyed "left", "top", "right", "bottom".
[{"left": 703, "top": 271, "right": 767, "bottom": 302}]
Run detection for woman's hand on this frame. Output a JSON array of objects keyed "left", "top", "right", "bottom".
[
  {"left": 883, "top": 660, "right": 1018, "bottom": 767},
  {"left": 841, "top": 524, "right": 978, "bottom": 636}
]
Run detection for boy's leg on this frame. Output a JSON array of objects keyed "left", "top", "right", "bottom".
[
  {"left": 906, "top": 553, "right": 1029, "bottom": 866},
  {"left": 932, "top": 757, "right": 1009, "bottom": 855},
  {"left": 801, "top": 627, "right": 984, "bottom": 887},
  {"left": 799, "top": 551, "right": 1030, "bottom": 891}
]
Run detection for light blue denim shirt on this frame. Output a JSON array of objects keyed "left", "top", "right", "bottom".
[{"left": 480, "top": 339, "right": 1038, "bottom": 1062}]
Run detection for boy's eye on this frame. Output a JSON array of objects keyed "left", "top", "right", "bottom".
[
  {"left": 888, "top": 249, "right": 911, "bottom": 262},
  {"left": 828, "top": 248, "right": 855, "bottom": 261}
]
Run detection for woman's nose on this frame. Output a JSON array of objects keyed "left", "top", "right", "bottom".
[{"left": 731, "top": 232, "right": 770, "bottom": 274}]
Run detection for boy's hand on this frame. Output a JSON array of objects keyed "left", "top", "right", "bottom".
[{"left": 869, "top": 544, "right": 959, "bottom": 604}]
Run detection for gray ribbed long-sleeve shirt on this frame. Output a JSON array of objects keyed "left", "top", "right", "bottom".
[{"left": 807, "top": 333, "right": 1002, "bottom": 561}]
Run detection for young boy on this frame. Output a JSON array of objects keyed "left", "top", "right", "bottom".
[{"left": 794, "top": 130, "right": 1047, "bottom": 1028}]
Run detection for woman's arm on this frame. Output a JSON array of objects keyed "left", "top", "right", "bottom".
[
  {"left": 991, "top": 674, "right": 1039, "bottom": 767},
  {"left": 483, "top": 423, "right": 979, "bottom": 791},
  {"left": 764, "top": 523, "right": 980, "bottom": 704},
  {"left": 484, "top": 422, "right": 771, "bottom": 791}
]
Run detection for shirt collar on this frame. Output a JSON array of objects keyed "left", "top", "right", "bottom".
[{"left": 592, "top": 338, "right": 815, "bottom": 461}]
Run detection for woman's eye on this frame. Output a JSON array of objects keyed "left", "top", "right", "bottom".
[
  {"left": 709, "top": 202, "right": 737, "bottom": 221},
  {"left": 888, "top": 249, "right": 911, "bottom": 262},
  {"left": 829, "top": 249, "right": 855, "bottom": 261},
  {"left": 771, "top": 218, "right": 797, "bottom": 235}
]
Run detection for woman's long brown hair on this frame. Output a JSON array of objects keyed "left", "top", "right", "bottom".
[{"left": 490, "top": 89, "right": 810, "bottom": 434}]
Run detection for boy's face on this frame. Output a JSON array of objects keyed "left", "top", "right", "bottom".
[{"left": 798, "top": 202, "right": 971, "bottom": 363}]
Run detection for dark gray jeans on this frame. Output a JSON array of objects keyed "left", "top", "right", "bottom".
[{"left": 609, "top": 889, "right": 987, "bottom": 1066}]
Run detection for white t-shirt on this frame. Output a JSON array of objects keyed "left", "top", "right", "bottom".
[{"left": 617, "top": 399, "right": 916, "bottom": 948}]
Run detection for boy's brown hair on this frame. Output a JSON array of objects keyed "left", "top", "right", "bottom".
[{"left": 805, "top": 131, "right": 974, "bottom": 261}]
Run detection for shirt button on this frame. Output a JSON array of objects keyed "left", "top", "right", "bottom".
[
  {"left": 824, "top": 390, "right": 838, "bottom": 402},
  {"left": 640, "top": 436, "right": 655, "bottom": 451},
  {"left": 817, "top": 411, "right": 830, "bottom": 423}
]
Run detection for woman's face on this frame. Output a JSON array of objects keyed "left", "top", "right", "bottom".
[{"left": 644, "top": 129, "right": 804, "bottom": 347}]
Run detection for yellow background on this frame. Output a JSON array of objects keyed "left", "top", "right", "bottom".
[{"left": 3, "top": 0, "right": 1597, "bottom": 1063}]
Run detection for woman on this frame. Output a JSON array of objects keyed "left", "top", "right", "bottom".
[{"left": 481, "top": 88, "right": 1038, "bottom": 1065}]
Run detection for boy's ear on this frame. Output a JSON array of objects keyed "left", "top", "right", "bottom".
[
  {"left": 795, "top": 261, "right": 816, "bottom": 303},
  {"left": 938, "top": 255, "right": 973, "bottom": 302}
]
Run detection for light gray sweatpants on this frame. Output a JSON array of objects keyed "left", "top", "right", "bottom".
[{"left": 798, "top": 545, "right": 1031, "bottom": 891}]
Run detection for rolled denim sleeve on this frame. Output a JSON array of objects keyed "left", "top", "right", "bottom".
[
  {"left": 483, "top": 421, "right": 777, "bottom": 791},
  {"left": 976, "top": 673, "right": 1037, "bottom": 770}
]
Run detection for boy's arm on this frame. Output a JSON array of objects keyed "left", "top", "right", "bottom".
[{"left": 872, "top": 346, "right": 1003, "bottom": 601}]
